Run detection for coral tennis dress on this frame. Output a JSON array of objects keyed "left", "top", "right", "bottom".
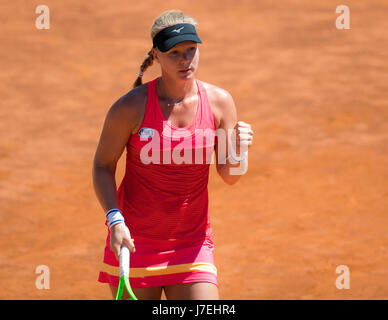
[{"left": 98, "top": 77, "right": 218, "bottom": 288}]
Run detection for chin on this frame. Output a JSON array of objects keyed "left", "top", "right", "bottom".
[{"left": 177, "top": 69, "right": 195, "bottom": 80}]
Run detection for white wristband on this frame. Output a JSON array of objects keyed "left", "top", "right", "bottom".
[{"left": 106, "top": 208, "right": 125, "bottom": 229}]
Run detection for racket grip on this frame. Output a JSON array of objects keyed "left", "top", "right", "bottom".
[{"left": 119, "top": 245, "right": 130, "bottom": 277}]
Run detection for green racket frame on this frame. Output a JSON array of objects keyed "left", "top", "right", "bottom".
[
  {"left": 115, "top": 245, "right": 138, "bottom": 300},
  {"left": 116, "top": 275, "right": 137, "bottom": 300}
]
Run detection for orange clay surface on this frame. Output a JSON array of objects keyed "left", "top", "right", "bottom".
[{"left": 0, "top": 0, "right": 387, "bottom": 299}]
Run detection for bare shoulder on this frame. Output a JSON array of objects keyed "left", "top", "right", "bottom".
[
  {"left": 108, "top": 83, "right": 148, "bottom": 135},
  {"left": 200, "top": 81, "right": 236, "bottom": 129}
]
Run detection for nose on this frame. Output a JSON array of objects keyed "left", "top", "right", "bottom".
[{"left": 179, "top": 53, "right": 190, "bottom": 65}]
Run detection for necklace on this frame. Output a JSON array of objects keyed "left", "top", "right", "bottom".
[
  {"left": 166, "top": 99, "right": 184, "bottom": 107},
  {"left": 157, "top": 78, "right": 192, "bottom": 107}
]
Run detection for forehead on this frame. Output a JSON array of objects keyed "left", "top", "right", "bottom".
[{"left": 167, "top": 41, "right": 198, "bottom": 51}]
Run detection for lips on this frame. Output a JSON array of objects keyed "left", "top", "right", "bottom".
[{"left": 179, "top": 68, "right": 192, "bottom": 73}]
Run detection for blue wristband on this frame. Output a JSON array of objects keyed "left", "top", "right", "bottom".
[{"left": 106, "top": 208, "right": 125, "bottom": 229}]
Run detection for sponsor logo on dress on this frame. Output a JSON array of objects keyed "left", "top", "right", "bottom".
[{"left": 139, "top": 127, "right": 155, "bottom": 139}]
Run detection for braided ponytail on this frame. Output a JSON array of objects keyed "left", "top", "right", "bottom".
[{"left": 133, "top": 49, "right": 154, "bottom": 88}]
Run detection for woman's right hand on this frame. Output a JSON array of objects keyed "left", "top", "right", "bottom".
[{"left": 110, "top": 223, "right": 136, "bottom": 260}]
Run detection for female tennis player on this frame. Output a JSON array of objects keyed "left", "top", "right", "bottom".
[{"left": 93, "top": 10, "right": 254, "bottom": 300}]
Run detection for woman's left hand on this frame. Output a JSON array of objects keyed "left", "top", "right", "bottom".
[{"left": 232, "top": 121, "right": 254, "bottom": 155}]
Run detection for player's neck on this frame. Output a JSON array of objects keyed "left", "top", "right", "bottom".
[{"left": 157, "top": 76, "right": 196, "bottom": 103}]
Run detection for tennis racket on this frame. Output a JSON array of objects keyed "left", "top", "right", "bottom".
[{"left": 115, "top": 245, "right": 138, "bottom": 300}]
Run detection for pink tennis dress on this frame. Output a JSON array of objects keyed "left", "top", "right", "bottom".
[{"left": 98, "top": 77, "right": 217, "bottom": 288}]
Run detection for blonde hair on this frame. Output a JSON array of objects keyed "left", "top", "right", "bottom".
[{"left": 133, "top": 10, "right": 199, "bottom": 88}]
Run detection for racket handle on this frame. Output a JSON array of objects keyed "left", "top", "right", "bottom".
[{"left": 119, "top": 245, "right": 130, "bottom": 277}]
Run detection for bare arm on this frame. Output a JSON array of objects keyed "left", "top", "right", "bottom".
[
  {"left": 92, "top": 90, "right": 145, "bottom": 257},
  {"left": 93, "top": 97, "right": 133, "bottom": 211},
  {"left": 213, "top": 88, "right": 254, "bottom": 185}
]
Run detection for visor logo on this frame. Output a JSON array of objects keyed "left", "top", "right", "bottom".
[{"left": 171, "top": 26, "right": 185, "bottom": 33}]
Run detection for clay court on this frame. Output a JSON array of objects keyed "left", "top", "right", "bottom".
[{"left": 1, "top": 0, "right": 387, "bottom": 299}]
